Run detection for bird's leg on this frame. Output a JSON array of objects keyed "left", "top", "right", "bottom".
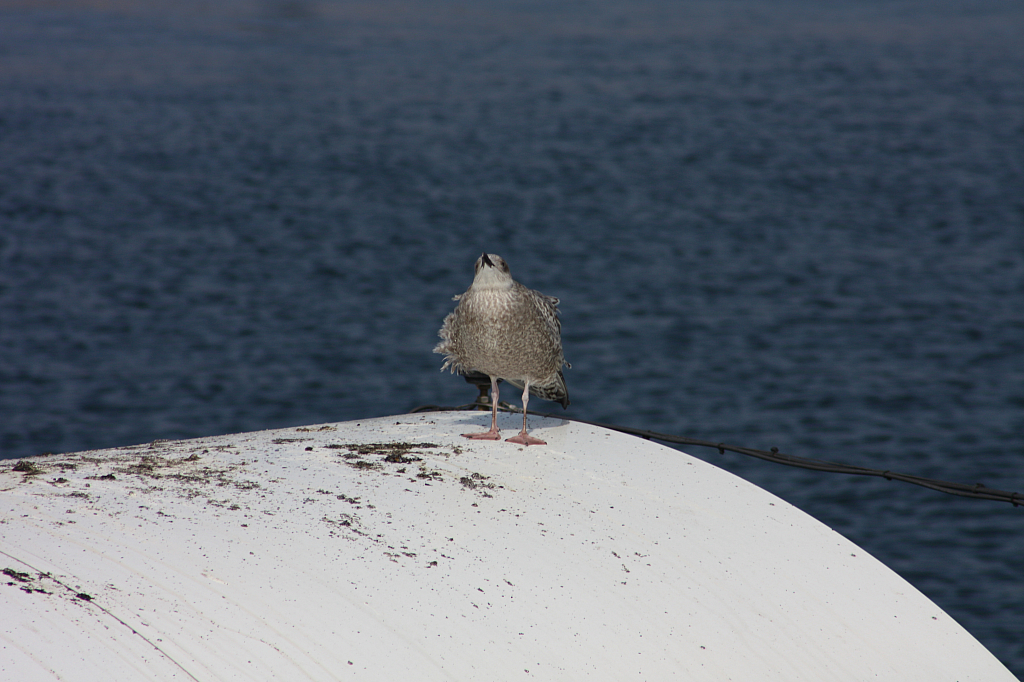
[
  {"left": 463, "top": 375, "right": 501, "bottom": 440},
  {"left": 506, "top": 382, "right": 547, "bottom": 446}
]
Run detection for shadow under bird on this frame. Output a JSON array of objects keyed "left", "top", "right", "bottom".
[{"left": 435, "top": 253, "right": 570, "bottom": 445}]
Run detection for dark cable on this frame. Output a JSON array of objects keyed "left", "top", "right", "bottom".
[{"left": 409, "top": 403, "right": 1022, "bottom": 507}]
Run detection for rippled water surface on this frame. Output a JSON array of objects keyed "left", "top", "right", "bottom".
[{"left": 1, "top": 0, "right": 1022, "bottom": 674}]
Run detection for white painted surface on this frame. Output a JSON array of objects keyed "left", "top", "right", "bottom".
[{"left": 0, "top": 412, "right": 1015, "bottom": 681}]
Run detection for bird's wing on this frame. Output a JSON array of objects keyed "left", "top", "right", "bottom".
[{"left": 525, "top": 287, "right": 563, "bottom": 339}]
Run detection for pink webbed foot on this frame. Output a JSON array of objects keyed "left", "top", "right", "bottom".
[
  {"left": 506, "top": 432, "right": 547, "bottom": 446},
  {"left": 462, "top": 429, "right": 501, "bottom": 440}
]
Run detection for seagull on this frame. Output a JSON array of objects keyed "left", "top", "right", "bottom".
[{"left": 435, "top": 253, "right": 569, "bottom": 445}]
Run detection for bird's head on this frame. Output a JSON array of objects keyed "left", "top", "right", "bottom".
[{"left": 472, "top": 253, "right": 513, "bottom": 290}]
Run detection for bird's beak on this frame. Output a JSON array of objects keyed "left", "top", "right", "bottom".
[{"left": 481, "top": 253, "right": 493, "bottom": 267}]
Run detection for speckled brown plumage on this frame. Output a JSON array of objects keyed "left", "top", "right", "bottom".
[{"left": 435, "top": 253, "right": 569, "bottom": 445}]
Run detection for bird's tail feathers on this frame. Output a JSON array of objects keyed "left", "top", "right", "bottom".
[{"left": 505, "top": 370, "right": 569, "bottom": 409}]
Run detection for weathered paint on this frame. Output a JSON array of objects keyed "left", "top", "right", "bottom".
[{"left": 0, "top": 412, "right": 1015, "bottom": 680}]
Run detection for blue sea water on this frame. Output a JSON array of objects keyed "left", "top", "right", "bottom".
[{"left": 1, "top": 0, "right": 1022, "bottom": 673}]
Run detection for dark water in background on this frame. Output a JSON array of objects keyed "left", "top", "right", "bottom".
[{"left": 1, "top": 0, "right": 1022, "bottom": 672}]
